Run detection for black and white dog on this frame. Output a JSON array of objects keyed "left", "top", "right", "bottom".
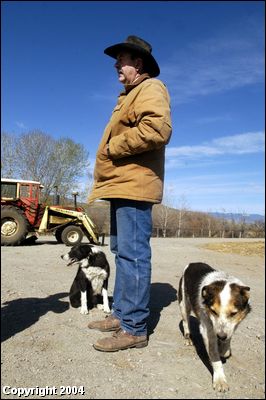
[
  {"left": 61, "top": 244, "right": 110, "bottom": 315},
  {"left": 178, "top": 262, "right": 251, "bottom": 392}
]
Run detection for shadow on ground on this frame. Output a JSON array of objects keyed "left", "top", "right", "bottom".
[
  {"left": 148, "top": 282, "right": 177, "bottom": 335},
  {"left": 179, "top": 316, "right": 214, "bottom": 375},
  {"left": 1, "top": 292, "right": 69, "bottom": 342}
]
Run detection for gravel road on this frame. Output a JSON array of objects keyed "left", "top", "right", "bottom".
[{"left": 1, "top": 236, "right": 265, "bottom": 399}]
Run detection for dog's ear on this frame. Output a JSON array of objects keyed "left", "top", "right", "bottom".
[
  {"left": 240, "top": 285, "right": 250, "bottom": 299},
  {"left": 202, "top": 282, "right": 221, "bottom": 299},
  {"left": 230, "top": 283, "right": 250, "bottom": 296},
  {"left": 241, "top": 286, "right": 251, "bottom": 311},
  {"left": 231, "top": 283, "right": 251, "bottom": 308},
  {"left": 202, "top": 281, "right": 225, "bottom": 306},
  {"left": 202, "top": 285, "right": 211, "bottom": 299},
  {"left": 201, "top": 284, "right": 215, "bottom": 305}
]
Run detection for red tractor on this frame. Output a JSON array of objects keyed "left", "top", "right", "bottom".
[{"left": 1, "top": 178, "right": 99, "bottom": 246}]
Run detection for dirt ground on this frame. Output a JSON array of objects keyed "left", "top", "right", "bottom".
[{"left": 1, "top": 236, "right": 265, "bottom": 399}]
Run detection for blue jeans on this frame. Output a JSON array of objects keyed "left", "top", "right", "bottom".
[{"left": 110, "top": 199, "right": 153, "bottom": 336}]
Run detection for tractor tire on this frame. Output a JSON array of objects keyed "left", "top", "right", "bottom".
[
  {"left": 1, "top": 205, "right": 29, "bottom": 246},
  {"left": 61, "top": 225, "right": 83, "bottom": 246}
]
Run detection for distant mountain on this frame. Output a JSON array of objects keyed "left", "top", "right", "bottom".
[{"left": 208, "top": 212, "right": 265, "bottom": 223}]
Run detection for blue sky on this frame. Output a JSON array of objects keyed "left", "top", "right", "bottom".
[{"left": 2, "top": 1, "right": 265, "bottom": 215}]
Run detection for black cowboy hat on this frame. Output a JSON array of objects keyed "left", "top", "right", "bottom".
[{"left": 104, "top": 35, "right": 160, "bottom": 77}]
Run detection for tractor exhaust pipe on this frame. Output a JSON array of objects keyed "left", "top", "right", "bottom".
[
  {"left": 54, "top": 185, "right": 60, "bottom": 205},
  {"left": 72, "top": 191, "right": 79, "bottom": 210}
]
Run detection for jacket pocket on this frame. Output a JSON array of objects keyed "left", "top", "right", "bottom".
[{"left": 97, "top": 126, "right": 112, "bottom": 160}]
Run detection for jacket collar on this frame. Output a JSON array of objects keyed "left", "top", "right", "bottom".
[{"left": 123, "top": 73, "right": 151, "bottom": 94}]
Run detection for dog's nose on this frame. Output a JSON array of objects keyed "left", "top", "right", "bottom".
[
  {"left": 60, "top": 255, "right": 64, "bottom": 259},
  {"left": 217, "top": 333, "right": 227, "bottom": 341}
]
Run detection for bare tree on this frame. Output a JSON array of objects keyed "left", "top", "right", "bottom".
[
  {"left": 218, "top": 208, "right": 228, "bottom": 238},
  {"left": 238, "top": 211, "right": 248, "bottom": 238},
  {"left": 175, "top": 195, "right": 190, "bottom": 238},
  {"left": 248, "top": 221, "right": 265, "bottom": 238},
  {"left": 206, "top": 216, "right": 213, "bottom": 238},
  {"left": 1, "top": 132, "right": 19, "bottom": 178},
  {"left": 1, "top": 130, "right": 90, "bottom": 202},
  {"left": 228, "top": 213, "right": 237, "bottom": 238},
  {"left": 152, "top": 204, "right": 172, "bottom": 237},
  {"left": 16, "top": 130, "right": 56, "bottom": 183},
  {"left": 48, "top": 137, "right": 90, "bottom": 201}
]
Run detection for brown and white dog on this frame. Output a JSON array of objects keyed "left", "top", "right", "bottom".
[{"left": 178, "top": 262, "right": 251, "bottom": 392}]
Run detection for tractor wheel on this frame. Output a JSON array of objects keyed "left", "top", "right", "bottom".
[
  {"left": 55, "top": 229, "right": 63, "bottom": 243},
  {"left": 61, "top": 225, "right": 83, "bottom": 246},
  {"left": 1, "top": 205, "right": 29, "bottom": 246}
]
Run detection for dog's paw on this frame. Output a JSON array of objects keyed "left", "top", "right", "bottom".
[
  {"left": 80, "top": 308, "right": 89, "bottom": 315},
  {"left": 96, "top": 304, "right": 104, "bottom": 310},
  {"left": 213, "top": 374, "right": 229, "bottom": 392},
  {"left": 184, "top": 334, "right": 193, "bottom": 346}
]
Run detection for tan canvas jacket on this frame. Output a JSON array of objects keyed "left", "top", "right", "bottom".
[{"left": 88, "top": 74, "right": 172, "bottom": 204}]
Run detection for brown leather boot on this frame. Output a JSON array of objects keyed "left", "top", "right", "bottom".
[
  {"left": 87, "top": 314, "right": 120, "bottom": 332},
  {"left": 93, "top": 328, "right": 148, "bottom": 352}
]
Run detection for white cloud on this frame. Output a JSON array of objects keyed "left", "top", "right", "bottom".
[
  {"left": 167, "top": 145, "right": 222, "bottom": 158},
  {"left": 166, "top": 131, "right": 265, "bottom": 163},
  {"left": 212, "top": 132, "right": 265, "bottom": 154},
  {"left": 166, "top": 178, "right": 264, "bottom": 196}
]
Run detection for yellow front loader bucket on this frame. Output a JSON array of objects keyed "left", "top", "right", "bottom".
[{"left": 38, "top": 206, "right": 99, "bottom": 244}]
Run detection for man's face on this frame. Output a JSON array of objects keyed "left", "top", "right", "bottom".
[{"left": 115, "top": 52, "right": 140, "bottom": 84}]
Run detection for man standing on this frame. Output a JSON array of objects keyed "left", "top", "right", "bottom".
[{"left": 88, "top": 35, "right": 172, "bottom": 351}]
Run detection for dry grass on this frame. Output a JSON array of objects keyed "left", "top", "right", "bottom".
[{"left": 201, "top": 241, "right": 265, "bottom": 257}]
